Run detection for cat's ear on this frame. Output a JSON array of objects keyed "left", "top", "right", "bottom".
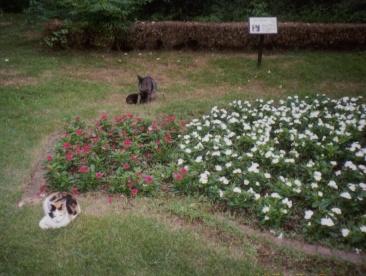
[{"left": 137, "top": 75, "right": 143, "bottom": 82}]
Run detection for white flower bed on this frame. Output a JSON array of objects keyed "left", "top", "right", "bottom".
[{"left": 174, "top": 95, "right": 366, "bottom": 249}]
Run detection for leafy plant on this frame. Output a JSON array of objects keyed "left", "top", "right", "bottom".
[{"left": 45, "top": 113, "right": 181, "bottom": 196}]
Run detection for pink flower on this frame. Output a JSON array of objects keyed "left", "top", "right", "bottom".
[
  {"left": 78, "top": 165, "right": 89, "bottom": 174},
  {"left": 123, "top": 163, "right": 130, "bottom": 170},
  {"left": 179, "top": 167, "right": 188, "bottom": 175},
  {"left": 164, "top": 133, "right": 173, "bottom": 144},
  {"left": 123, "top": 139, "right": 132, "bottom": 149},
  {"left": 143, "top": 175, "right": 153, "bottom": 184},
  {"left": 75, "top": 129, "right": 83, "bottom": 136},
  {"left": 96, "top": 172, "right": 104, "bottom": 179},
  {"left": 107, "top": 195, "right": 113, "bottom": 204},
  {"left": 63, "top": 142, "right": 71, "bottom": 149},
  {"left": 173, "top": 172, "right": 183, "bottom": 181},
  {"left": 65, "top": 152, "right": 73, "bottom": 161},
  {"left": 131, "top": 188, "right": 138, "bottom": 197},
  {"left": 71, "top": 186, "right": 80, "bottom": 196},
  {"left": 81, "top": 144, "right": 91, "bottom": 154},
  {"left": 100, "top": 113, "right": 108, "bottom": 121},
  {"left": 47, "top": 155, "right": 53, "bottom": 161}
]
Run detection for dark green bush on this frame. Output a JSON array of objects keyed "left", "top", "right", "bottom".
[{"left": 27, "top": 0, "right": 152, "bottom": 49}]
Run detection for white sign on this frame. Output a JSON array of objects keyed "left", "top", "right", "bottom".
[{"left": 249, "top": 17, "right": 277, "bottom": 34}]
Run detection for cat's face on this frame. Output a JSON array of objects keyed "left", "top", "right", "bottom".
[{"left": 50, "top": 202, "right": 66, "bottom": 222}]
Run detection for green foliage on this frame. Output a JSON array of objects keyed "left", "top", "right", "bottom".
[
  {"left": 46, "top": 113, "right": 181, "bottom": 196},
  {"left": 27, "top": 0, "right": 152, "bottom": 49}
]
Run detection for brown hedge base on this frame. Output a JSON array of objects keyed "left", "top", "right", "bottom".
[{"left": 46, "top": 21, "right": 366, "bottom": 50}]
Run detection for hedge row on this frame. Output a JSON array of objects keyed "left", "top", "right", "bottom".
[{"left": 46, "top": 21, "right": 366, "bottom": 50}]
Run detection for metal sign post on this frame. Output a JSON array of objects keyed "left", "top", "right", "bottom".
[{"left": 249, "top": 17, "right": 278, "bottom": 67}]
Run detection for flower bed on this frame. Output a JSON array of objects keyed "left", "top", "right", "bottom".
[
  {"left": 172, "top": 95, "right": 366, "bottom": 249},
  {"left": 45, "top": 113, "right": 181, "bottom": 197}
]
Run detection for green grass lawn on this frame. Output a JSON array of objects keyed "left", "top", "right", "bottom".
[{"left": 1, "top": 14, "right": 365, "bottom": 275}]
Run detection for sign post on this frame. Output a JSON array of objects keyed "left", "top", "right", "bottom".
[{"left": 249, "top": 17, "right": 278, "bottom": 67}]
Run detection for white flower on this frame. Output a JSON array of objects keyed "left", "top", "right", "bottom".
[
  {"left": 219, "top": 176, "right": 229, "bottom": 185},
  {"left": 282, "top": 198, "right": 292, "bottom": 208},
  {"left": 177, "top": 158, "right": 184, "bottom": 165},
  {"left": 348, "top": 183, "right": 356, "bottom": 192},
  {"left": 321, "top": 217, "right": 335, "bottom": 227},
  {"left": 318, "top": 191, "right": 323, "bottom": 197},
  {"left": 331, "top": 207, "right": 342, "bottom": 215},
  {"left": 195, "top": 156, "right": 203, "bottom": 163},
  {"left": 262, "top": 206, "right": 270, "bottom": 213},
  {"left": 243, "top": 179, "right": 249, "bottom": 185},
  {"left": 248, "top": 162, "right": 260, "bottom": 173},
  {"left": 340, "top": 192, "right": 352, "bottom": 199},
  {"left": 233, "top": 168, "right": 242, "bottom": 174},
  {"left": 225, "top": 149, "right": 232, "bottom": 156},
  {"left": 311, "top": 183, "right": 318, "bottom": 189},
  {"left": 360, "top": 226, "right": 366, "bottom": 233},
  {"left": 304, "top": 210, "right": 313, "bottom": 220},
  {"left": 264, "top": 173, "right": 271, "bottom": 179},
  {"left": 233, "top": 187, "right": 241, "bottom": 193},
  {"left": 341, "top": 228, "right": 350, "bottom": 237},
  {"left": 225, "top": 162, "right": 232, "bottom": 168},
  {"left": 215, "top": 165, "right": 222, "bottom": 172},
  {"left": 271, "top": 192, "right": 281, "bottom": 199},
  {"left": 185, "top": 148, "right": 192, "bottom": 154},
  {"left": 328, "top": 180, "right": 338, "bottom": 189},
  {"left": 254, "top": 193, "right": 261, "bottom": 200},
  {"left": 313, "top": 171, "right": 322, "bottom": 182},
  {"left": 219, "top": 190, "right": 224, "bottom": 198}
]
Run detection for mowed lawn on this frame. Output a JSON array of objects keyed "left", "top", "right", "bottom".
[{"left": 1, "top": 14, "right": 366, "bottom": 275}]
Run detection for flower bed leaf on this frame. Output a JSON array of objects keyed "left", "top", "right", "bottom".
[
  {"left": 172, "top": 95, "right": 366, "bottom": 249},
  {"left": 45, "top": 113, "right": 181, "bottom": 197}
]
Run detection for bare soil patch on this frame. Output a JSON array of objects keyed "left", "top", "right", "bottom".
[{"left": 0, "top": 69, "right": 38, "bottom": 87}]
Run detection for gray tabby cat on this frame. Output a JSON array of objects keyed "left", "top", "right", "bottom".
[{"left": 137, "top": 75, "right": 157, "bottom": 103}]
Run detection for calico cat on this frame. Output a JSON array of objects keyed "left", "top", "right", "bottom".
[{"left": 39, "top": 192, "right": 81, "bottom": 229}]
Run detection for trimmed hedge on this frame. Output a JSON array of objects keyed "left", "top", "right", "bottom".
[
  {"left": 131, "top": 21, "right": 366, "bottom": 50},
  {"left": 45, "top": 21, "right": 366, "bottom": 50}
]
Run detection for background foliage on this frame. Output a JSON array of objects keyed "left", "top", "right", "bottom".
[{"left": 1, "top": 0, "right": 365, "bottom": 23}]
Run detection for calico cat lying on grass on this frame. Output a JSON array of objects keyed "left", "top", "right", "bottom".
[
  {"left": 39, "top": 192, "right": 81, "bottom": 229},
  {"left": 126, "top": 75, "right": 157, "bottom": 104}
]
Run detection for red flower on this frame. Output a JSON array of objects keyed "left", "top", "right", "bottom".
[
  {"left": 131, "top": 154, "right": 138, "bottom": 162},
  {"left": 123, "top": 139, "right": 132, "bottom": 149},
  {"left": 179, "top": 167, "right": 188, "bottom": 175},
  {"left": 173, "top": 172, "right": 183, "bottom": 181},
  {"left": 100, "top": 113, "right": 108, "bottom": 121},
  {"left": 66, "top": 152, "right": 73, "bottom": 161},
  {"left": 75, "top": 129, "right": 83, "bottom": 136},
  {"left": 47, "top": 155, "right": 53, "bottom": 161},
  {"left": 164, "top": 133, "right": 173, "bottom": 144},
  {"left": 122, "top": 163, "right": 130, "bottom": 170},
  {"left": 95, "top": 172, "right": 104, "bottom": 179},
  {"left": 108, "top": 195, "right": 113, "bottom": 204},
  {"left": 81, "top": 144, "right": 91, "bottom": 154},
  {"left": 78, "top": 165, "right": 89, "bottom": 174},
  {"left": 131, "top": 188, "right": 138, "bottom": 197},
  {"left": 71, "top": 186, "right": 80, "bottom": 196},
  {"left": 63, "top": 142, "right": 71, "bottom": 149},
  {"left": 143, "top": 175, "right": 153, "bottom": 184}
]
